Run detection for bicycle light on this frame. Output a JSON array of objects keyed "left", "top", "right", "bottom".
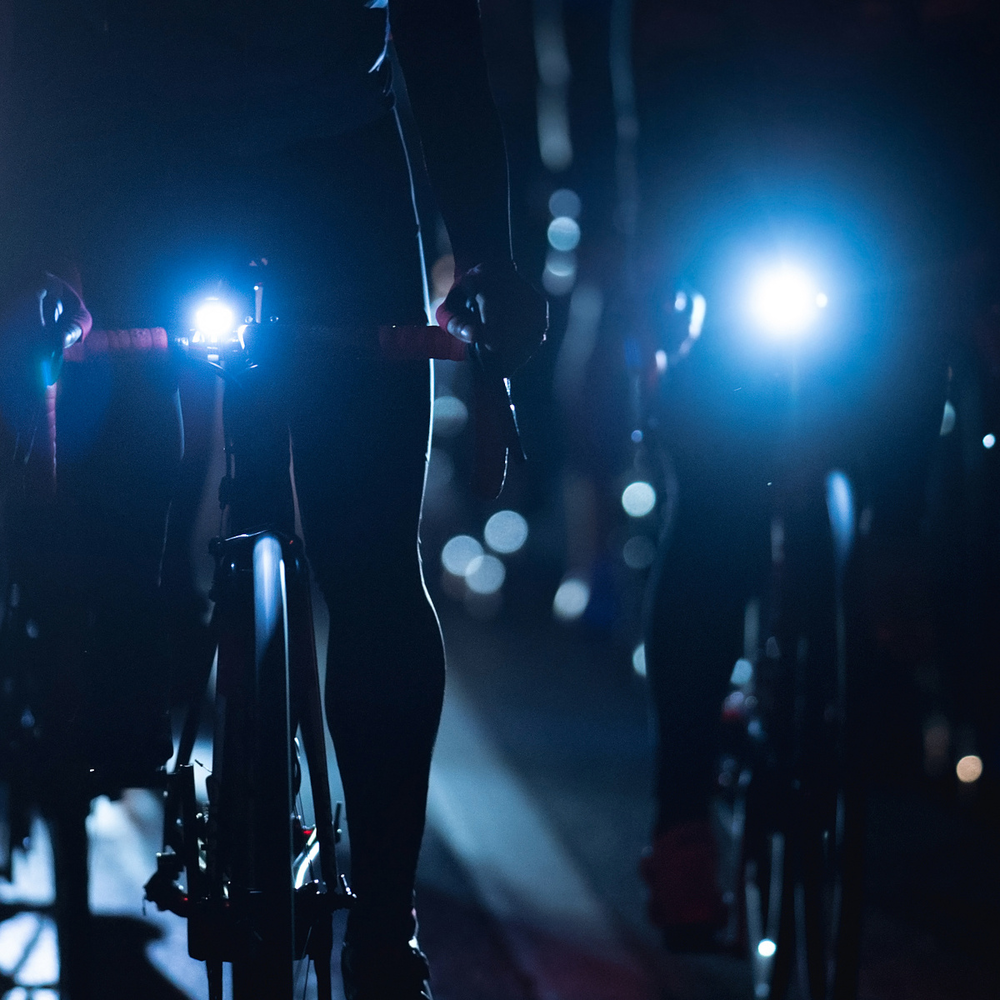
[
  {"left": 193, "top": 297, "right": 237, "bottom": 344},
  {"left": 748, "top": 263, "right": 828, "bottom": 338}
]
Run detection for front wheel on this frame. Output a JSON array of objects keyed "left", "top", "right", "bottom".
[{"left": 210, "top": 533, "right": 334, "bottom": 1000}]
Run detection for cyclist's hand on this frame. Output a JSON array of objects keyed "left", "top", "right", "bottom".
[
  {"left": 435, "top": 263, "right": 544, "bottom": 499},
  {"left": 436, "top": 261, "right": 547, "bottom": 377},
  {"left": 0, "top": 273, "right": 92, "bottom": 367}
]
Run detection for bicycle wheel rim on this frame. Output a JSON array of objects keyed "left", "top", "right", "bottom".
[{"left": 226, "top": 535, "right": 296, "bottom": 1000}]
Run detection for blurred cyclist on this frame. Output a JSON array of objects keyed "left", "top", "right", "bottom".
[
  {"left": 0, "top": 3, "right": 545, "bottom": 998},
  {"left": 630, "top": 0, "right": 999, "bottom": 946}
]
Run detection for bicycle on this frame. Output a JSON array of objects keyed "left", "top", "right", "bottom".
[
  {"left": 0, "top": 319, "right": 180, "bottom": 1000},
  {"left": 713, "top": 465, "right": 865, "bottom": 1000},
  {"left": 642, "top": 270, "right": 867, "bottom": 1000},
  {"left": 143, "top": 295, "right": 355, "bottom": 1000}
]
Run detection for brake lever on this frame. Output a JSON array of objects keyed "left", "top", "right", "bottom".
[{"left": 471, "top": 342, "right": 526, "bottom": 463}]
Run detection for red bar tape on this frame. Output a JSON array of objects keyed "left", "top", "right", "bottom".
[{"left": 378, "top": 325, "right": 468, "bottom": 362}]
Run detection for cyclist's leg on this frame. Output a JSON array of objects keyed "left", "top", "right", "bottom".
[
  {"left": 275, "top": 112, "right": 442, "bottom": 983},
  {"left": 289, "top": 346, "right": 443, "bottom": 947},
  {"left": 55, "top": 346, "right": 182, "bottom": 777},
  {"left": 645, "top": 442, "right": 771, "bottom": 831},
  {"left": 641, "top": 435, "right": 771, "bottom": 937}
]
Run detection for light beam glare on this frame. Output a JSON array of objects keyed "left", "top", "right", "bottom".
[{"left": 749, "top": 264, "right": 821, "bottom": 337}]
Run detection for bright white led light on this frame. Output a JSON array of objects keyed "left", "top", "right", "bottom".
[
  {"left": 984, "top": 433, "right": 996, "bottom": 449},
  {"left": 750, "top": 265, "right": 820, "bottom": 337},
  {"left": 194, "top": 298, "right": 235, "bottom": 341}
]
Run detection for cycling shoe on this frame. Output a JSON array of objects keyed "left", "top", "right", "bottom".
[
  {"left": 640, "top": 819, "right": 727, "bottom": 951},
  {"left": 341, "top": 934, "right": 433, "bottom": 1000}
]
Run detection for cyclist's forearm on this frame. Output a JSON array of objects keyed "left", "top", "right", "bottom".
[{"left": 390, "top": 0, "right": 512, "bottom": 273}]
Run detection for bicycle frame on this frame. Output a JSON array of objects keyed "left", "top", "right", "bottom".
[{"left": 146, "top": 320, "right": 352, "bottom": 1000}]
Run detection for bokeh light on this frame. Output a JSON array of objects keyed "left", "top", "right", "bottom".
[
  {"left": 432, "top": 395, "right": 469, "bottom": 438},
  {"left": 622, "top": 535, "right": 656, "bottom": 570},
  {"left": 923, "top": 716, "right": 950, "bottom": 778},
  {"left": 441, "top": 535, "right": 483, "bottom": 577},
  {"left": 984, "top": 433, "right": 996, "bottom": 449},
  {"left": 940, "top": 400, "right": 956, "bottom": 436},
  {"left": 543, "top": 250, "right": 577, "bottom": 295},
  {"left": 730, "top": 658, "right": 754, "bottom": 686},
  {"left": 548, "top": 188, "right": 581, "bottom": 219},
  {"left": 757, "top": 938, "right": 777, "bottom": 958},
  {"left": 548, "top": 216, "right": 581, "bottom": 251},
  {"left": 956, "top": 755, "right": 983, "bottom": 784},
  {"left": 689, "top": 293, "right": 706, "bottom": 338},
  {"left": 632, "top": 643, "right": 647, "bottom": 677},
  {"left": 465, "top": 554, "right": 506, "bottom": 596},
  {"left": 621, "top": 481, "right": 656, "bottom": 518},
  {"left": 484, "top": 510, "right": 529, "bottom": 555},
  {"left": 553, "top": 578, "right": 590, "bottom": 621}
]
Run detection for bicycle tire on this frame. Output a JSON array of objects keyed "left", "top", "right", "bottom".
[
  {"left": 204, "top": 532, "right": 336, "bottom": 1000},
  {"left": 219, "top": 533, "right": 297, "bottom": 1000}
]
